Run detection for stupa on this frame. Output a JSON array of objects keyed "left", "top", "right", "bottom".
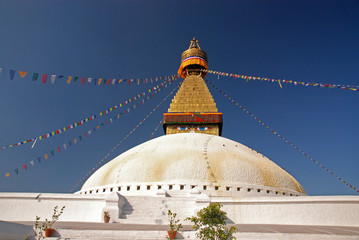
[{"left": 79, "top": 38, "right": 305, "bottom": 197}]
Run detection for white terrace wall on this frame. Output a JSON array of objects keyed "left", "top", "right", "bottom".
[
  {"left": 0, "top": 193, "right": 106, "bottom": 222},
  {"left": 214, "top": 196, "right": 359, "bottom": 227},
  {"left": 0, "top": 192, "right": 358, "bottom": 227}
]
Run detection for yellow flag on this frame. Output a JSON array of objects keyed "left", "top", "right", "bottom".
[
  {"left": 5, "top": 172, "right": 10, "bottom": 177},
  {"left": 44, "top": 154, "right": 48, "bottom": 160},
  {"left": 67, "top": 76, "right": 72, "bottom": 84},
  {"left": 98, "top": 78, "right": 102, "bottom": 85},
  {"left": 18, "top": 71, "right": 28, "bottom": 78}
]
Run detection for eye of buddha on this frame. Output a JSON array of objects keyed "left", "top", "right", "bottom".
[
  {"left": 175, "top": 126, "right": 189, "bottom": 131},
  {"left": 196, "top": 127, "right": 210, "bottom": 131}
]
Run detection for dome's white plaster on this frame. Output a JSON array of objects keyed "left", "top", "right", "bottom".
[{"left": 80, "top": 133, "right": 305, "bottom": 196}]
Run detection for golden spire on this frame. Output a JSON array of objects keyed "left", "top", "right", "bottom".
[
  {"left": 163, "top": 39, "right": 223, "bottom": 136},
  {"left": 188, "top": 37, "right": 201, "bottom": 49},
  {"left": 178, "top": 37, "right": 208, "bottom": 79}
]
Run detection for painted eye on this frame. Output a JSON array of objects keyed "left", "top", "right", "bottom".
[
  {"left": 196, "top": 127, "right": 210, "bottom": 131},
  {"left": 175, "top": 126, "right": 189, "bottom": 131}
]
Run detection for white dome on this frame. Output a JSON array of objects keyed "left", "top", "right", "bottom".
[{"left": 80, "top": 133, "right": 305, "bottom": 196}]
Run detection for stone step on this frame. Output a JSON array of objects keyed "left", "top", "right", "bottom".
[{"left": 47, "top": 229, "right": 195, "bottom": 240}]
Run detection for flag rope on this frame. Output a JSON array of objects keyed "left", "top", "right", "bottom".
[
  {"left": 68, "top": 81, "right": 182, "bottom": 192},
  {"left": 0, "top": 66, "right": 177, "bottom": 87},
  {"left": 203, "top": 69, "right": 359, "bottom": 92},
  {"left": 0, "top": 76, "right": 178, "bottom": 150},
  {"left": 205, "top": 79, "right": 359, "bottom": 193},
  {"left": 3, "top": 79, "right": 177, "bottom": 178}
]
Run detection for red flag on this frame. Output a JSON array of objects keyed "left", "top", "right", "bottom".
[
  {"left": 22, "top": 164, "right": 27, "bottom": 170},
  {"left": 42, "top": 74, "right": 47, "bottom": 84}
]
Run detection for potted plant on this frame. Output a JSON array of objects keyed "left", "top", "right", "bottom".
[
  {"left": 166, "top": 210, "right": 183, "bottom": 240},
  {"left": 34, "top": 206, "right": 65, "bottom": 239},
  {"left": 104, "top": 211, "right": 110, "bottom": 223}
]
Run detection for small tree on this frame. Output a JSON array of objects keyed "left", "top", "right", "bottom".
[{"left": 186, "top": 203, "right": 237, "bottom": 240}]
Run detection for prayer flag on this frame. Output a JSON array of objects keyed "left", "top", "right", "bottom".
[
  {"left": 44, "top": 154, "right": 48, "bottom": 160},
  {"left": 19, "top": 71, "right": 30, "bottom": 78},
  {"left": 51, "top": 75, "right": 56, "bottom": 84},
  {"left": 30, "top": 161, "right": 34, "bottom": 166},
  {"left": 23, "top": 164, "right": 27, "bottom": 170},
  {"left": 81, "top": 77, "right": 86, "bottom": 85},
  {"left": 5, "top": 172, "right": 10, "bottom": 177},
  {"left": 73, "top": 77, "right": 79, "bottom": 82},
  {"left": 42, "top": 74, "right": 47, "bottom": 84},
  {"left": 67, "top": 76, "right": 72, "bottom": 84},
  {"left": 37, "top": 157, "right": 41, "bottom": 163},
  {"left": 14, "top": 168, "right": 19, "bottom": 174},
  {"left": 32, "top": 73, "right": 39, "bottom": 81},
  {"left": 98, "top": 78, "right": 102, "bottom": 85},
  {"left": 9, "top": 70, "right": 16, "bottom": 80}
]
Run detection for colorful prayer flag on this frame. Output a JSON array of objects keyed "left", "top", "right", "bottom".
[
  {"left": 18, "top": 71, "right": 28, "bottom": 78},
  {"left": 9, "top": 70, "right": 16, "bottom": 80},
  {"left": 51, "top": 75, "right": 56, "bottom": 84},
  {"left": 32, "top": 73, "right": 39, "bottom": 81},
  {"left": 42, "top": 74, "right": 47, "bottom": 84}
]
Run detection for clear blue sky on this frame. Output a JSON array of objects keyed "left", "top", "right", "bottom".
[{"left": 0, "top": 0, "right": 358, "bottom": 195}]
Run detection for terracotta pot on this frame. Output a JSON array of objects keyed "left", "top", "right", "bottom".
[
  {"left": 167, "top": 230, "right": 177, "bottom": 239},
  {"left": 45, "top": 228, "right": 55, "bottom": 237},
  {"left": 104, "top": 216, "right": 110, "bottom": 223}
]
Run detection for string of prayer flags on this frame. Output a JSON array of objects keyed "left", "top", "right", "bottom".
[
  {"left": 149, "top": 120, "right": 163, "bottom": 139},
  {"left": 206, "top": 79, "right": 359, "bottom": 193},
  {"left": 0, "top": 66, "right": 178, "bottom": 87},
  {"left": 0, "top": 77, "right": 177, "bottom": 150},
  {"left": 3, "top": 80, "right": 179, "bottom": 178},
  {"left": 203, "top": 69, "right": 359, "bottom": 92},
  {"left": 68, "top": 82, "right": 182, "bottom": 192}
]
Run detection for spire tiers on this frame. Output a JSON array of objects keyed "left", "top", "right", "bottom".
[
  {"left": 163, "top": 39, "right": 223, "bottom": 136},
  {"left": 168, "top": 75, "right": 217, "bottom": 112}
]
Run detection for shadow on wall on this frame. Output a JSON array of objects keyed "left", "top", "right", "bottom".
[
  {"left": 0, "top": 221, "right": 35, "bottom": 240},
  {"left": 119, "top": 198, "right": 134, "bottom": 219}
]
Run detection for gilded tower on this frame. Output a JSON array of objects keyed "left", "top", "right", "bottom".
[{"left": 163, "top": 38, "right": 223, "bottom": 136}]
